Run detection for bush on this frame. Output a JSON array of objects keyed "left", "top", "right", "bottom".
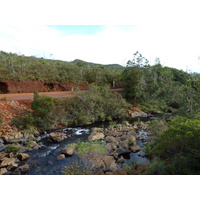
[
  {"left": 148, "top": 115, "right": 200, "bottom": 174},
  {"left": 6, "top": 144, "right": 21, "bottom": 153},
  {"left": 31, "top": 91, "right": 54, "bottom": 117}
]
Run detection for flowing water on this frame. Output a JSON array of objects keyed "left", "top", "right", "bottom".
[{"left": 17, "top": 121, "right": 151, "bottom": 175}]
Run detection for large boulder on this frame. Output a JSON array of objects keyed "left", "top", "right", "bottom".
[
  {"left": 107, "top": 130, "right": 121, "bottom": 137},
  {"left": 105, "top": 136, "right": 119, "bottom": 145},
  {"left": 130, "top": 145, "right": 140, "bottom": 153},
  {"left": 63, "top": 147, "right": 75, "bottom": 156},
  {"left": 88, "top": 128, "right": 105, "bottom": 141},
  {"left": 0, "top": 157, "right": 18, "bottom": 168},
  {"left": 115, "top": 148, "right": 131, "bottom": 156},
  {"left": 17, "top": 153, "right": 30, "bottom": 161},
  {"left": 49, "top": 132, "right": 67, "bottom": 142},
  {"left": 19, "top": 164, "right": 30, "bottom": 174},
  {"left": 120, "top": 140, "right": 129, "bottom": 150},
  {"left": 0, "top": 152, "right": 8, "bottom": 160},
  {"left": 101, "top": 156, "right": 118, "bottom": 172}
]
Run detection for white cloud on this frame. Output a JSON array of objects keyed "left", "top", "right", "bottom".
[{"left": 0, "top": 25, "right": 200, "bottom": 72}]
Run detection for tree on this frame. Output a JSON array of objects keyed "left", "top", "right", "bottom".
[{"left": 127, "top": 51, "right": 149, "bottom": 67}]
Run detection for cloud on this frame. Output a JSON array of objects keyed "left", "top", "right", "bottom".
[{"left": 0, "top": 25, "right": 200, "bottom": 72}]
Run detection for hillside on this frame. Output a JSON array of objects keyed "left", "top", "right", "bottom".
[
  {"left": 71, "top": 59, "right": 124, "bottom": 68},
  {"left": 0, "top": 51, "right": 123, "bottom": 90}
]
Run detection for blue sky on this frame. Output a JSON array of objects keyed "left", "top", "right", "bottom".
[
  {"left": 47, "top": 25, "right": 106, "bottom": 35},
  {"left": 0, "top": 25, "right": 200, "bottom": 72}
]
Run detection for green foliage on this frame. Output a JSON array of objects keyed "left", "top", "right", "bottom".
[
  {"left": 146, "top": 157, "right": 170, "bottom": 175},
  {"left": 147, "top": 115, "right": 200, "bottom": 174},
  {"left": 62, "top": 160, "right": 92, "bottom": 175},
  {"left": 0, "top": 51, "right": 123, "bottom": 88},
  {"left": 6, "top": 144, "right": 21, "bottom": 153},
  {"left": 31, "top": 92, "right": 54, "bottom": 117},
  {"left": 68, "top": 141, "right": 107, "bottom": 157},
  {"left": 63, "top": 84, "right": 131, "bottom": 125},
  {"left": 123, "top": 52, "right": 200, "bottom": 113}
]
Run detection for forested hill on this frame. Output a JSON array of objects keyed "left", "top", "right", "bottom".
[
  {"left": 71, "top": 59, "right": 123, "bottom": 68},
  {"left": 0, "top": 51, "right": 124, "bottom": 87}
]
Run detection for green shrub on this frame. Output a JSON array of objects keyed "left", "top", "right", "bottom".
[
  {"left": 31, "top": 91, "right": 54, "bottom": 117},
  {"left": 148, "top": 115, "right": 200, "bottom": 174},
  {"left": 62, "top": 160, "right": 92, "bottom": 175},
  {"left": 6, "top": 144, "right": 21, "bottom": 153}
]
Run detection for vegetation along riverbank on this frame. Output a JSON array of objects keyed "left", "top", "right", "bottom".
[{"left": 1, "top": 51, "right": 200, "bottom": 175}]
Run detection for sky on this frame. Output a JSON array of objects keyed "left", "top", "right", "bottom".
[{"left": 1, "top": 24, "right": 200, "bottom": 72}]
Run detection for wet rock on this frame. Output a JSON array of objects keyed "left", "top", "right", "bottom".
[
  {"left": 93, "top": 168, "right": 104, "bottom": 175},
  {"left": 63, "top": 147, "right": 75, "bottom": 156},
  {"left": 27, "top": 140, "right": 40, "bottom": 149},
  {"left": 138, "top": 152, "right": 146, "bottom": 157},
  {"left": 117, "top": 156, "right": 125, "bottom": 164},
  {"left": 0, "top": 168, "right": 7, "bottom": 175},
  {"left": 130, "top": 145, "right": 140, "bottom": 153},
  {"left": 18, "top": 164, "right": 29, "bottom": 174},
  {"left": 106, "top": 143, "right": 113, "bottom": 152},
  {"left": 105, "top": 136, "right": 119, "bottom": 145},
  {"left": 105, "top": 171, "right": 115, "bottom": 175},
  {"left": 49, "top": 132, "right": 67, "bottom": 142},
  {"left": 0, "top": 139, "right": 6, "bottom": 152},
  {"left": 115, "top": 168, "right": 127, "bottom": 175},
  {"left": 17, "top": 153, "right": 30, "bottom": 161},
  {"left": 101, "top": 156, "right": 118, "bottom": 172},
  {"left": 131, "top": 111, "right": 147, "bottom": 118},
  {"left": 57, "top": 154, "right": 65, "bottom": 160},
  {"left": 0, "top": 157, "right": 18, "bottom": 168},
  {"left": 0, "top": 152, "right": 8, "bottom": 160},
  {"left": 107, "top": 130, "right": 121, "bottom": 137},
  {"left": 128, "top": 135, "right": 137, "bottom": 145},
  {"left": 120, "top": 140, "right": 129, "bottom": 150},
  {"left": 116, "top": 148, "right": 131, "bottom": 156},
  {"left": 7, "top": 162, "right": 18, "bottom": 171},
  {"left": 88, "top": 128, "right": 105, "bottom": 141}
]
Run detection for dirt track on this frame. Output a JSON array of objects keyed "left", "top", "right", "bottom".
[{"left": 0, "top": 89, "right": 123, "bottom": 101}]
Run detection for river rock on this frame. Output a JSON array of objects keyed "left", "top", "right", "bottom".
[
  {"left": 0, "top": 168, "right": 7, "bottom": 175},
  {"left": 116, "top": 148, "right": 131, "bottom": 156},
  {"left": 131, "top": 111, "right": 147, "bottom": 118},
  {"left": 7, "top": 162, "right": 18, "bottom": 171},
  {"left": 117, "top": 156, "right": 125, "bottom": 164},
  {"left": 93, "top": 168, "right": 104, "bottom": 175},
  {"left": 57, "top": 154, "right": 65, "bottom": 160},
  {"left": 107, "top": 130, "right": 121, "bottom": 137},
  {"left": 0, "top": 139, "right": 6, "bottom": 152},
  {"left": 17, "top": 153, "right": 30, "bottom": 161},
  {"left": 130, "top": 145, "right": 140, "bottom": 153},
  {"left": 49, "top": 132, "right": 67, "bottom": 142},
  {"left": 0, "top": 152, "right": 8, "bottom": 160},
  {"left": 88, "top": 128, "right": 105, "bottom": 141},
  {"left": 101, "top": 156, "right": 118, "bottom": 172},
  {"left": 0, "top": 157, "right": 18, "bottom": 168},
  {"left": 105, "top": 171, "right": 115, "bottom": 175},
  {"left": 128, "top": 135, "right": 137, "bottom": 145},
  {"left": 115, "top": 168, "right": 127, "bottom": 175},
  {"left": 105, "top": 136, "right": 119, "bottom": 145},
  {"left": 63, "top": 147, "right": 75, "bottom": 155},
  {"left": 120, "top": 140, "right": 129, "bottom": 150},
  {"left": 18, "top": 164, "right": 29, "bottom": 174}
]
